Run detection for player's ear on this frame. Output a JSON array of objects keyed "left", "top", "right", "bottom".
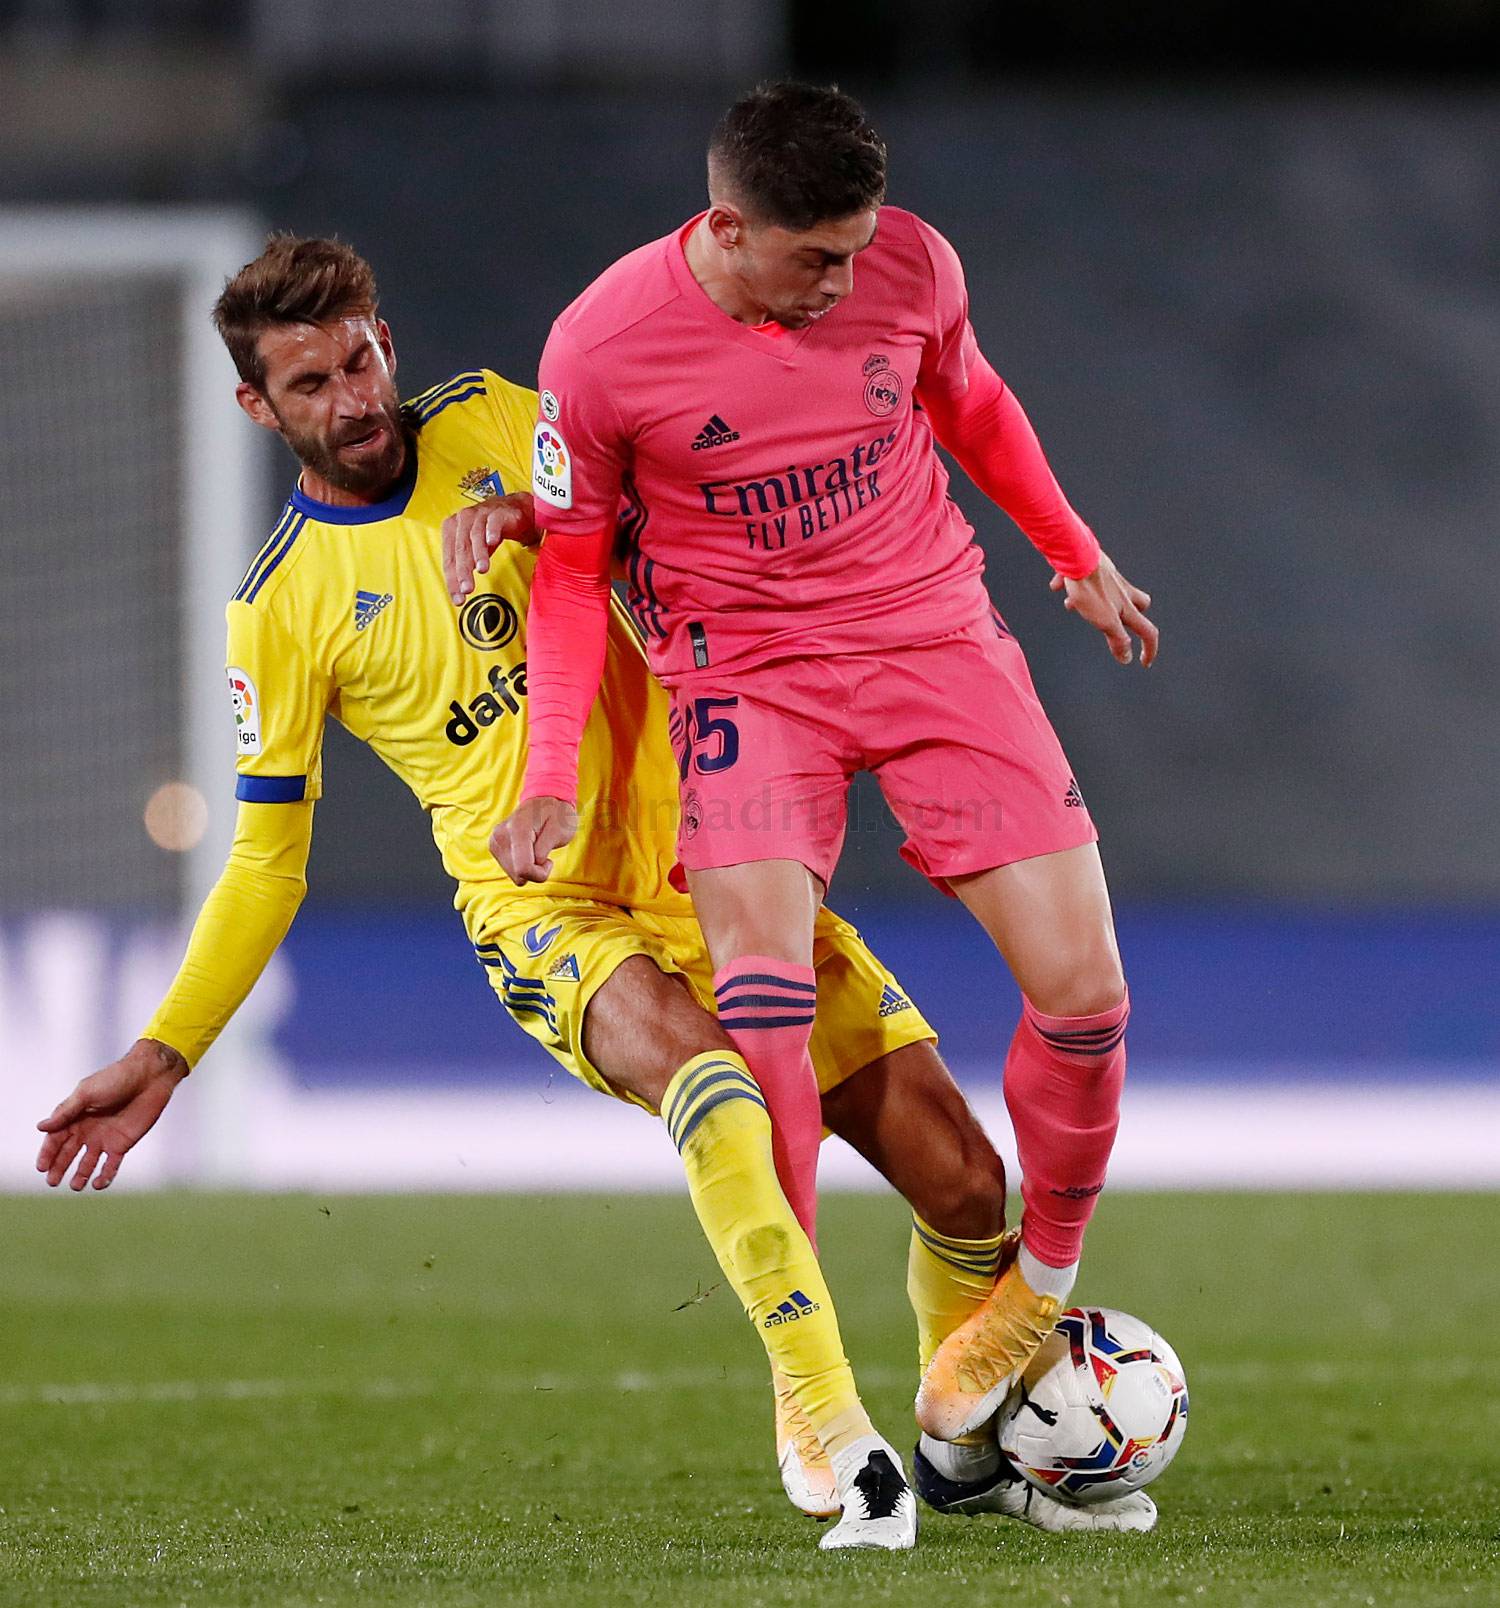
[
  {"left": 375, "top": 317, "right": 396, "bottom": 378},
  {"left": 235, "top": 381, "right": 279, "bottom": 432},
  {"left": 706, "top": 203, "right": 743, "bottom": 253}
]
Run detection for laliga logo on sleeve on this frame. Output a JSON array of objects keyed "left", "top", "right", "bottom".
[
  {"left": 226, "top": 667, "right": 262, "bottom": 755},
  {"left": 532, "top": 424, "right": 572, "bottom": 508}
]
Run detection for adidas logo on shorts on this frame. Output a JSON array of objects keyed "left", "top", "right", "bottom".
[
  {"left": 691, "top": 414, "right": 740, "bottom": 451},
  {"left": 878, "top": 984, "right": 912, "bottom": 1017}
]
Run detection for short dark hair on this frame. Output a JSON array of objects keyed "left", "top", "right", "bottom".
[
  {"left": 708, "top": 81, "right": 887, "bottom": 232},
  {"left": 212, "top": 234, "right": 379, "bottom": 389}
]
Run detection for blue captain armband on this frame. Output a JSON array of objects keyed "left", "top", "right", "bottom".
[{"left": 235, "top": 775, "right": 307, "bottom": 804}]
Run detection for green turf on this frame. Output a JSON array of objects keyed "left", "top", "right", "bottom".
[{"left": 0, "top": 1191, "right": 1496, "bottom": 1607}]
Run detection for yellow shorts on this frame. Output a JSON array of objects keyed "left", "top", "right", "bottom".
[{"left": 460, "top": 889, "right": 937, "bottom": 1112}]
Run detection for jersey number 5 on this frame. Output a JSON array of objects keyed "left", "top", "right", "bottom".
[{"left": 676, "top": 696, "right": 741, "bottom": 778}]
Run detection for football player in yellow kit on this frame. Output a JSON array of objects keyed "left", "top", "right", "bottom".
[{"left": 35, "top": 236, "right": 1152, "bottom": 1543}]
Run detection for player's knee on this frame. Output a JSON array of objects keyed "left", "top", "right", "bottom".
[
  {"left": 654, "top": 1009, "right": 735, "bottom": 1070},
  {"left": 1026, "top": 948, "right": 1126, "bottom": 1020},
  {"left": 630, "top": 1019, "right": 739, "bottom": 1109},
  {"left": 583, "top": 958, "right": 735, "bottom": 1105}
]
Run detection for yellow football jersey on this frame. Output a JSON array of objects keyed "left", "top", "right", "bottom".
[{"left": 226, "top": 367, "right": 687, "bottom": 915}]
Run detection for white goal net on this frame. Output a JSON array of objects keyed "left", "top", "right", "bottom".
[{"left": 0, "top": 208, "right": 271, "bottom": 1186}]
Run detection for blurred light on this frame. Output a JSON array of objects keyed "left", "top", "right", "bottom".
[{"left": 143, "top": 782, "right": 208, "bottom": 854}]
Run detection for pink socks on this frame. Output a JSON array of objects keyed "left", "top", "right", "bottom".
[
  {"left": 1004, "top": 991, "right": 1129, "bottom": 1270},
  {"left": 713, "top": 956, "right": 822, "bottom": 1245}
]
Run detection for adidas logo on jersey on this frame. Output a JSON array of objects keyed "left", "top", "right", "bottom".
[
  {"left": 1063, "top": 778, "right": 1085, "bottom": 809},
  {"left": 354, "top": 590, "right": 393, "bottom": 631},
  {"left": 878, "top": 984, "right": 912, "bottom": 1018},
  {"left": 690, "top": 414, "right": 740, "bottom": 451},
  {"left": 763, "top": 1289, "right": 822, "bottom": 1328}
]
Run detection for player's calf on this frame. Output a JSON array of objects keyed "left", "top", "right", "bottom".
[
  {"left": 662, "top": 1053, "right": 906, "bottom": 1522},
  {"left": 689, "top": 860, "right": 825, "bottom": 1244},
  {"left": 1004, "top": 991, "right": 1129, "bottom": 1278},
  {"left": 916, "top": 986, "right": 1130, "bottom": 1441},
  {"left": 819, "top": 1039, "right": 1011, "bottom": 1395},
  {"left": 711, "top": 954, "right": 822, "bottom": 1244},
  {"left": 583, "top": 955, "right": 911, "bottom": 1539},
  {"left": 820, "top": 1039, "right": 1007, "bottom": 1245},
  {"left": 949, "top": 845, "right": 1128, "bottom": 1294}
]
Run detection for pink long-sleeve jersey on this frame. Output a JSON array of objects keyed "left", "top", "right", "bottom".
[{"left": 530, "top": 206, "right": 1096, "bottom": 690}]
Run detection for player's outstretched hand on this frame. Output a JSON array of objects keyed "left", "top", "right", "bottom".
[
  {"left": 490, "top": 796, "right": 579, "bottom": 886},
  {"left": 35, "top": 1039, "right": 188, "bottom": 1191},
  {"left": 443, "top": 492, "right": 538, "bottom": 604},
  {"left": 1050, "top": 553, "right": 1158, "bottom": 667}
]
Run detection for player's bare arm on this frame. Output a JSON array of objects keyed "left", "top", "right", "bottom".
[
  {"left": 36, "top": 1037, "right": 188, "bottom": 1191},
  {"left": 1050, "top": 552, "right": 1158, "bottom": 667},
  {"left": 443, "top": 490, "right": 537, "bottom": 604}
]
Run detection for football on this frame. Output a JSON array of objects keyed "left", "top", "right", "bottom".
[{"left": 996, "top": 1306, "right": 1189, "bottom": 1505}]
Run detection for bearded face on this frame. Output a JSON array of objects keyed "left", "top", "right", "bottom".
[
  {"left": 272, "top": 387, "right": 410, "bottom": 498},
  {"left": 249, "top": 315, "right": 411, "bottom": 500}
]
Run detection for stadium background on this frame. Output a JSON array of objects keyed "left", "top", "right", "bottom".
[{"left": 1, "top": 0, "right": 1497, "bottom": 1190}]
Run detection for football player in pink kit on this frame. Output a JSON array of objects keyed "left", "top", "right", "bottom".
[{"left": 488, "top": 83, "right": 1158, "bottom": 1529}]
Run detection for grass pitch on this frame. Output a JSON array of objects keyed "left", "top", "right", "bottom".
[{"left": 0, "top": 1190, "right": 1496, "bottom": 1607}]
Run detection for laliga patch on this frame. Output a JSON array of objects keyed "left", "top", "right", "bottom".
[
  {"left": 226, "top": 667, "right": 262, "bottom": 756},
  {"left": 532, "top": 423, "right": 573, "bottom": 509}
]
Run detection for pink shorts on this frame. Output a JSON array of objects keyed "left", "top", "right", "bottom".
[{"left": 667, "top": 615, "right": 1098, "bottom": 893}]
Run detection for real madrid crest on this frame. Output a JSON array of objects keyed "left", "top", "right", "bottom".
[{"left": 862, "top": 353, "right": 902, "bottom": 417}]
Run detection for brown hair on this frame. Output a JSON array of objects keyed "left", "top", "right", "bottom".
[
  {"left": 212, "top": 234, "right": 379, "bottom": 389},
  {"left": 709, "top": 82, "right": 886, "bottom": 232}
]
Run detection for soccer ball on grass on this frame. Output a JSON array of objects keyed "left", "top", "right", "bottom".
[{"left": 996, "top": 1306, "right": 1188, "bottom": 1505}]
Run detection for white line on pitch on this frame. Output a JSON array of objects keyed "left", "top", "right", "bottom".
[{"left": 0, "top": 1356, "right": 1469, "bottom": 1409}]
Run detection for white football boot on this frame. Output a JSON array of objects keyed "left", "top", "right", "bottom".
[
  {"left": 912, "top": 1436, "right": 1157, "bottom": 1533},
  {"left": 771, "top": 1366, "right": 840, "bottom": 1519},
  {"left": 1000, "top": 1483, "right": 1156, "bottom": 1534},
  {"left": 818, "top": 1435, "right": 918, "bottom": 1551}
]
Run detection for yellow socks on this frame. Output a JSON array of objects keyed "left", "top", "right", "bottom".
[
  {"left": 907, "top": 1213, "right": 1009, "bottom": 1371},
  {"left": 907, "top": 1215, "right": 1009, "bottom": 1446},
  {"left": 663, "top": 1052, "right": 872, "bottom": 1458}
]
